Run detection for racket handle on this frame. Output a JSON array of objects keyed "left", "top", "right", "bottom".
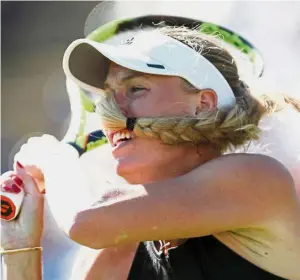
[{"left": 1, "top": 189, "right": 25, "bottom": 221}]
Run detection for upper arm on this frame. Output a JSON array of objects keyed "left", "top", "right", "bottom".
[{"left": 70, "top": 154, "right": 298, "bottom": 248}]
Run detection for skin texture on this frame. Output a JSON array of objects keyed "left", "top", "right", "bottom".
[
  {"left": 67, "top": 64, "right": 299, "bottom": 279},
  {"left": 104, "top": 62, "right": 220, "bottom": 184},
  {"left": 1, "top": 63, "right": 299, "bottom": 280},
  {"left": 71, "top": 153, "right": 298, "bottom": 247}
]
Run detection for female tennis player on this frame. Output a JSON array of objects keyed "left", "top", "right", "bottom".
[{"left": 1, "top": 21, "right": 299, "bottom": 280}]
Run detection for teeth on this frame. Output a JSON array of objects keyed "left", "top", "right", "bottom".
[{"left": 112, "top": 131, "right": 132, "bottom": 146}]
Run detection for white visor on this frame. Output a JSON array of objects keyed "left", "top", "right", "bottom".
[{"left": 63, "top": 31, "right": 236, "bottom": 110}]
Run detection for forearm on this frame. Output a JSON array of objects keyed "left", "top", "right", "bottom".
[
  {"left": 68, "top": 155, "right": 295, "bottom": 248},
  {"left": 2, "top": 250, "right": 42, "bottom": 280}
]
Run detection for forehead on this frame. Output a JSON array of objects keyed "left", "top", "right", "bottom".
[
  {"left": 107, "top": 62, "right": 136, "bottom": 78},
  {"left": 104, "top": 62, "right": 139, "bottom": 86}
]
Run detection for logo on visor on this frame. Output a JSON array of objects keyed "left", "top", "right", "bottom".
[{"left": 122, "top": 37, "right": 135, "bottom": 45}]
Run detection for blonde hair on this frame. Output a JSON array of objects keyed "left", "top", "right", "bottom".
[{"left": 96, "top": 26, "right": 299, "bottom": 152}]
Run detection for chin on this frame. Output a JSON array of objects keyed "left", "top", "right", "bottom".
[
  {"left": 114, "top": 157, "right": 155, "bottom": 185},
  {"left": 114, "top": 157, "right": 138, "bottom": 184}
]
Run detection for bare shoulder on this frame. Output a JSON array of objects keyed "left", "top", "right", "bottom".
[
  {"left": 217, "top": 152, "right": 293, "bottom": 173},
  {"left": 188, "top": 152, "right": 299, "bottom": 219},
  {"left": 212, "top": 155, "right": 300, "bottom": 279},
  {"left": 210, "top": 153, "right": 296, "bottom": 193}
]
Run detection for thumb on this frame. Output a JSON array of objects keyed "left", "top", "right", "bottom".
[{"left": 14, "top": 161, "right": 41, "bottom": 196}]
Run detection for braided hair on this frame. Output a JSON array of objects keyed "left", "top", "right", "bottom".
[{"left": 96, "top": 26, "right": 298, "bottom": 152}]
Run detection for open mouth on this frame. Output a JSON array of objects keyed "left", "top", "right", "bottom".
[{"left": 111, "top": 130, "right": 133, "bottom": 147}]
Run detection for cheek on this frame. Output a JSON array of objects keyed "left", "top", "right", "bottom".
[
  {"left": 128, "top": 96, "right": 166, "bottom": 117},
  {"left": 128, "top": 92, "right": 195, "bottom": 117}
]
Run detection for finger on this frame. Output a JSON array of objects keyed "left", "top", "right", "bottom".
[
  {"left": 14, "top": 162, "right": 41, "bottom": 196},
  {"left": 9, "top": 174, "right": 24, "bottom": 188},
  {"left": 0, "top": 172, "right": 14, "bottom": 193},
  {"left": 1, "top": 184, "right": 17, "bottom": 193},
  {"left": 13, "top": 162, "right": 44, "bottom": 181},
  {"left": 10, "top": 163, "right": 45, "bottom": 193},
  {"left": 1, "top": 178, "right": 22, "bottom": 194},
  {"left": 2, "top": 184, "right": 22, "bottom": 194},
  {"left": 0, "top": 171, "right": 15, "bottom": 184}
]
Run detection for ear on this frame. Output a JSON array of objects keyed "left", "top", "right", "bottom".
[{"left": 195, "top": 89, "right": 218, "bottom": 113}]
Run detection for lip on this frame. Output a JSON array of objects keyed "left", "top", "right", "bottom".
[
  {"left": 105, "top": 129, "right": 121, "bottom": 147},
  {"left": 106, "top": 129, "right": 134, "bottom": 147},
  {"left": 111, "top": 138, "right": 134, "bottom": 154}
]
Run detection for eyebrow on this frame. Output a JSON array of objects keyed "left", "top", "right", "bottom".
[{"left": 104, "top": 73, "right": 148, "bottom": 89}]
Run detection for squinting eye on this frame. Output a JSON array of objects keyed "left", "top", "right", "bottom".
[
  {"left": 127, "top": 86, "right": 148, "bottom": 98},
  {"left": 130, "top": 86, "right": 146, "bottom": 93}
]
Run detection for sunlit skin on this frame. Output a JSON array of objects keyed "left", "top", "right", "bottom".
[
  {"left": 104, "top": 62, "right": 220, "bottom": 184},
  {"left": 2, "top": 64, "right": 299, "bottom": 280}
]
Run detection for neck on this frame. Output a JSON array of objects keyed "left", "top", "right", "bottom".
[
  {"left": 151, "top": 144, "right": 220, "bottom": 250},
  {"left": 144, "top": 144, "right": 221, "bottom": 184}
]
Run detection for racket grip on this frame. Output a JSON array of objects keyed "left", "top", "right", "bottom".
[{"left": 1, "top": 189, "right": 25, "bottom": 221}]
